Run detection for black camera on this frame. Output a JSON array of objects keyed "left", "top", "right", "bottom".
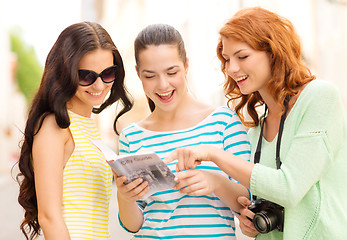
[{"left": 248, "top": 198, "right": 284, "bottom": 233}]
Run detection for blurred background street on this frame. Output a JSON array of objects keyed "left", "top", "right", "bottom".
[{"left": 1, "top": 0, "right": 346, "bottom": 239}]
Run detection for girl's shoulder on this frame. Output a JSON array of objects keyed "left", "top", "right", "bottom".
[
  {"left": 33, "top": 113, "right": 73, "bottom": 166},
  {"left": 120, "top": 122, "right": 142, "bottom": 137},
  {"left": 213, "top": 106, "right": 237, "bottom": 115},
  {"left": 296, "top": 79, "right": 341, "bottom": 110},
  {"left": 39, "top": 113, "right": 61, "bottom": 131},
  {"left": 210, "top": 106, "right": 240, "bottom": 122},
  {"left": 302, "top": 79, "right": 339, "bottom": 99},
  {"left": 36, "top": 113, "right": 70, "bottom": 142}
]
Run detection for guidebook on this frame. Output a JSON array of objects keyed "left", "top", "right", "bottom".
[{"left": 92, "top": 140, "right": 177, "bottom": 198}]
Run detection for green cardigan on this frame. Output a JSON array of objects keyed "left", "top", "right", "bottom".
[{"left": 248, "top": 80, "right": 347, "bottom": 240}]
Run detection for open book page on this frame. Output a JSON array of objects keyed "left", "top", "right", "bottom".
[{"left": 92, "top": 140, "right": 177, "bottom": 198}]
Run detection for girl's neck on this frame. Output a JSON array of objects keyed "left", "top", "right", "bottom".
[
  {"left": 260, "top": 83, "right": 306, "bottom": 118},
  {"left": 259, "top": 90, "right": 282, "bottom": 117},
  {"left": 139, "top": 94, "right": 214, "bottom": 132},
  {"left": 153, "top": 94, "right": 196, "bottom": 120},
  {"left": 66, "top": 101, "right": 93, "bottom": 118}
]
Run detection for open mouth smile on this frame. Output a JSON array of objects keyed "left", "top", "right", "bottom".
[
  {"left": 156, "top": 90, "right": 174, "bottom": 102},
  {"left": 234, "top": 75, "right": 248, "bottom": 86},
  {"left": 88, "top": 91, "right": 103, "bottom": 96}
]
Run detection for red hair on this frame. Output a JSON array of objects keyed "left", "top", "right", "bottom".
[{"left": 217, "top": 7, "right": 315, "bottom": 127}]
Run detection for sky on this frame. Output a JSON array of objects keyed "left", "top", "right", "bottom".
[{"left": 3, "top": 0, "right": 82, "bottom": 65}]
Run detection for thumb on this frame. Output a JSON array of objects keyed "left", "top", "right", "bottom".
[
  {"left": 111, "top": 170, "right": 119, "bottom": 178},
  {"left": 237, "top": 195, "right": 252, "bottom": 207}
]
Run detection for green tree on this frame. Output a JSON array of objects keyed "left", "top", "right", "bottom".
[{"left": 10, "top": 27, "right": 43, "bottom": 104}]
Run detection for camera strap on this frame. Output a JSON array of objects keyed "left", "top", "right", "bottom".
[
  {"left": 252, "top": 98, "right": 289, "bottom": 201},
  {"left": 254, "top": 97, "right": 290, "bottom": 169}
]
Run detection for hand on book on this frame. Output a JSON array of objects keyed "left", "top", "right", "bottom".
[
  {"left": 114, "top": 173, "right": 150, "bottom": 202},
  {"left": 92, "top": 140, "right": 178, "bottom": 199}
]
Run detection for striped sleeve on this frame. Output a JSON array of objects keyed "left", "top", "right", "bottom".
[
  {"left": 119, "top": 127, "right": 131, "bottom": 154},
  {"left": 221, "top": 107, "right": 251, "bottom": 161}
]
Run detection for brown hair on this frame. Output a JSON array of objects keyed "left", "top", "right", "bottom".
[
  {"left": 217, "top": 7, "right": 315, "bottom": 127},
  {"left": 134, "top": 24, "right": 187, "bottom": 112},
  {"left": 17, "top": 22, "right": 132, "bottom": 239}
]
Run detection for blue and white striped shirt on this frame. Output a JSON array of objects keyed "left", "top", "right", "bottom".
[{"left": 119, "top": 106, "right": 251, "bottom": 239}]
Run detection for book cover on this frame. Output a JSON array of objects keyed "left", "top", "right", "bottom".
[{"left": 92, "top": 140, "right": 177, "bottom": 198}]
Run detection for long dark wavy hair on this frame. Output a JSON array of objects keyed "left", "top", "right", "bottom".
[
  {"left": 134, "top": 24, "right": 187, "bottom": 112},
  {"left": 217, "top": 7, "right": 315, "bottom": 127},
  {"left": 17, "top": 22, "right": 133, "bottom": 239}
]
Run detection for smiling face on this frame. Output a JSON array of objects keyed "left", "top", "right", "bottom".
[
  {"left": 136, "top": 44, "right": 188, "bottom": 113},
  {"left": 221, "top": 37, "right": 272, "bottom": 96},
  {"left": 67, "top": 48, "right": 114, "bottom": 117}
]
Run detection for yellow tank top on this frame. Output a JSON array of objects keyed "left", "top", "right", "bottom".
[{"left": 63, "top": 111, "right": 113, "bottom": 239}]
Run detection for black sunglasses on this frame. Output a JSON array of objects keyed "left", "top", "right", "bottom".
[{"left": 78, "top": 65, "right": 117, "bottom": 86}]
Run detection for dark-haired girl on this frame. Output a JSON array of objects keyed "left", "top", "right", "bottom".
[{"left": 17, "top": 22, "right": 132, "bottom": 239}]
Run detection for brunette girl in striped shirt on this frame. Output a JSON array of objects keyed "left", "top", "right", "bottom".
[{"left": 115, "top": 24, "right": 251, "bottom": 240}]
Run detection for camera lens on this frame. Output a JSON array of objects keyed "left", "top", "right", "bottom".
[
  {"left": 254, "top": 215, "right": 268, "bottom": 232},
  {"left": 253, "top": 211, "right": 279, "bottom": 233}
]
